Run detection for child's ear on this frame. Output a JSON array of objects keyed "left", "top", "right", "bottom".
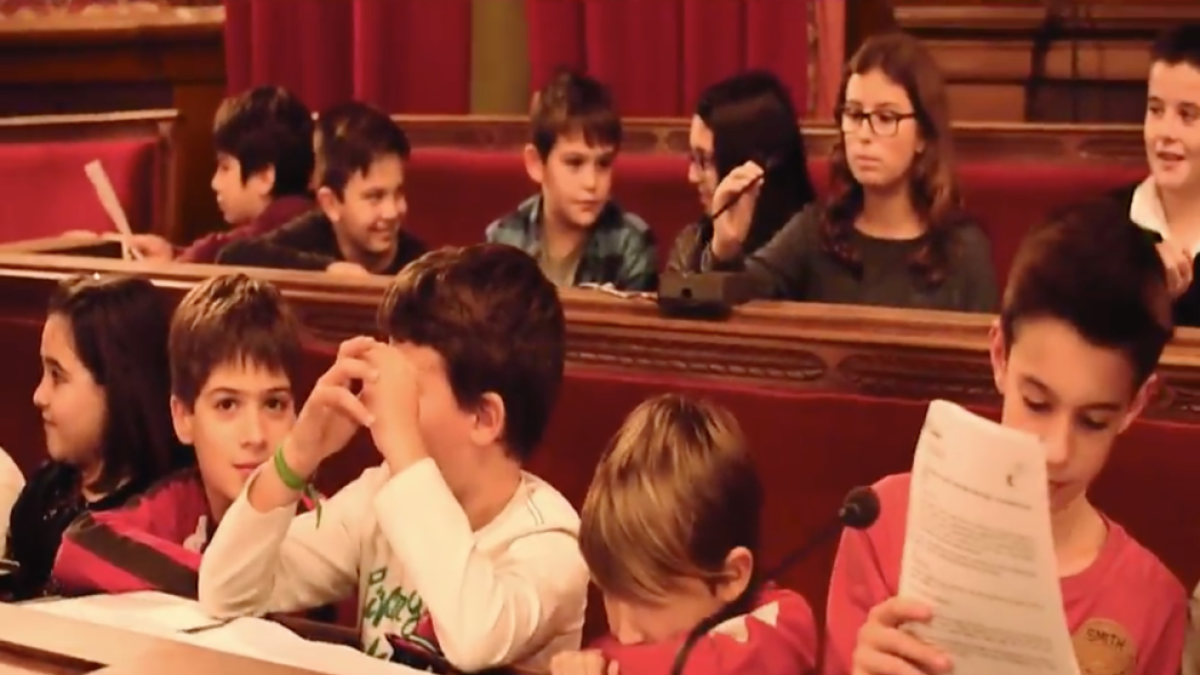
[
  {"left": 988, "top": 319, "right": 1009, "bottom": 395},
  {"left": 523, "top": 143, "right": 545, "bottom": 185},
  {"left": 170, "top": 395, "right": 195, "bottom": 446},
  {"left": 248, "top": 165, "right": 277, "bottom": 198},
  {"left": 470, "top": 392, "right": 506, "bottom": 448},
  {"left": 1120, "top": 373, "right": 1158, "bottom": 433},
  {"left": 715, "top": 547, "right": 754, "bottom": 605},
  {"left": 316, "top": 186, "right": 341, "bottom": 224}
]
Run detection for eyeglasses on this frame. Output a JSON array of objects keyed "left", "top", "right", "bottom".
[
  {"left": 689, "top": 150, "right": 715, "bottom": 173},
  {"left": 837, "top": 107, "right": 917, "bottom": 137}
]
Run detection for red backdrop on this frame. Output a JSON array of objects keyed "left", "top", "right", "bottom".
[
  {"left": 222, "top": 0, "right": 473, "bottom": 113},
  {"left": 525, "top": 0, "right": 810, "bottom": 117}
]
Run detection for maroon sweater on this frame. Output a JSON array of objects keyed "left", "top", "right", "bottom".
[{"left": 179, "top": 195, "right": 315, "bottom": 264}]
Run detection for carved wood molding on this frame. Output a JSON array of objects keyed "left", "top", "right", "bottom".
[
  {"left": 394, "top": 114, "right": 1147, "bottom": 164},
  {"left": 4, "top": 251, "right": 1200, "bottom": 423}
]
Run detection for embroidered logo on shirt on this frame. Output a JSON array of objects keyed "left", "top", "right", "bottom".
[
  {"left": 708, "top": 601, "right": 781, "bottom": 643},
  {"left": 1071, "top": 618, "right": 1137, "bottom": 675},
  {"left": 361, "top": 566, "right": 437, "bottom": 661},
  {"left": 182, "top": 515, "right": 208, "bottom": 552}
]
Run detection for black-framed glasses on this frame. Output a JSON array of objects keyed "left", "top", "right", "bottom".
[
  {"left": 837, "top": 107, "right": 917, "bottom": 137},
  {"left": 689, "top": 150, "right": 715, "bottom": 173}
]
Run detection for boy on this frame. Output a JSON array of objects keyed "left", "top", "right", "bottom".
[
  {"left": 198, "top": 244, "right": 589, "bottom": 672},
  {"left": 130, "top": 86, "right": 315, "bottom": 263},
  {"left": 216, "top": 102, "right": 427, "bottom": 277},
  {"left": 550, "top": 394, "right": 818, "bottom": 675},
  {"left": 53, "top": 274, "right": 303, "bottom": 596},
  {"left": 486, "top": 70, "right": 658, "bottom": 292},
  {"left": 829, "top": 203, "right": 1186, "bottom": 675},
  {"left": 1119, "top": 25, "right": 1200, "bottom": 323}
]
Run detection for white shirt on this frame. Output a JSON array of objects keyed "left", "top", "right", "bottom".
[
  {"left": 0, "top": 447, "right": 25, "bottom": 558},
  {"left": 1130, "top": 176, "right": 1200, "bottom": 257},
  {"left": 198, "top": 458, "right": 589, "bottom": 673}
]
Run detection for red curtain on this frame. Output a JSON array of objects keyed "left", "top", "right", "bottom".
[
  {"left": 223, "top": 0, "right": 472, "bottom": 114},
  {"left": 525, "top": 0, "right": 809, "bottom": 117}
]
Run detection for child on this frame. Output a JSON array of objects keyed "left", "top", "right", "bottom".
[
  {"left": 53, "top": 274, "right": 303, "bottom": 597},
  {"left": 1113, "top": 25, "right": 1200, "bottom": 325},
  {"left": 828, "top": 202, "right": 1185, "bottom": 675},
  {"left": 486, "top": 70, "right": 658, "bottom": 291},
  {"left": 2, "top": 275, "right": 184, "bottom": 600},
  {"left": 702, "top": 33, "right": 996, "bottom": 312},
  {"left": 551, "top": 394, "right": 817, "bottom": 675},
  {"left": 0, "top": 448, "right": 23, "bottom": 559},
  {"left": 216, "top": 102, "right": 428, "bottom": 277},
  {"left": 198, "top": 244, "right": 589, "bottom": 672},
  {"left": 130, "top": 85, "right": 315, "bottom": 263}
]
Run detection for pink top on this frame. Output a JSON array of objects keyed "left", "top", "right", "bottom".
[
  {"left": 823, "top": 473, "right": 1187, "bottom": 675},
  {"left": 594, "top": 585, "right": 818, "bottom": 675}
]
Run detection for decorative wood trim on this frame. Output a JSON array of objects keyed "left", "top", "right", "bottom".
[
  {"left": 3, "top": 251, "right": 1200, "bottom": 423},
  {"left": 0, "top": 5, "right": 224, "bottom": 43},
  {"left": 0, "top": 110, "right": 181, "bottom": 239},
  {"left": 394, "top": 114, "right": 1147, "bottom": 163}
]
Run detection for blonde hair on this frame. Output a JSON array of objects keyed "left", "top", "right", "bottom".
[{"left": 579, "top": 394, "right": 763, "bottom": 602}]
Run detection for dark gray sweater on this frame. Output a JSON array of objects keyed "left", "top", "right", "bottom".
[{"left": 701, "top": 204, "right": 999, "bottom": 313}]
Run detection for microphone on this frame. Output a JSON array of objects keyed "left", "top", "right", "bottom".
[{"left": 667, "top": 486, "right": 881, "bottom": 675}]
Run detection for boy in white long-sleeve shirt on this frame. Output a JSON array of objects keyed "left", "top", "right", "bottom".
[{"left": 198, "top": 243, "right": 589, "bottom": 673}]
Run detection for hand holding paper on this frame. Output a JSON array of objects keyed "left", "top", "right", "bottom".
[
  {"left": 897, "top": 400, "right": 1081, "bottom": 675},
  {"left": 83, "top": 159, "right": 141, "bottom": 261}
]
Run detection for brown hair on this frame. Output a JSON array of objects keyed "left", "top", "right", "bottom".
[
  {"left": 823, "top": 32, "right": 965, "bottom": 287},
  {"left": 315, "top": 102, "right": 410, "bottom": 199},
  {"left": 48, "top": 275, "right": 187, "bottom": 490},
  {"left": 169, "top": 274, "right": 304, "bottom": 408},
  {"left": 579, "top": 394, "right": 763, "bottom": 602},
  {"left": 1001, "top": 201, "right": 1173, "bottom": 387},
  {"left": 530, "top": 69, "right": 622, "bottom": 160},
  {"left": 377, "top": 244, "right": 565, "bottom": 460}
]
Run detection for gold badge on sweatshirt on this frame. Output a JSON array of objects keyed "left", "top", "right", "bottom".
[{"left": 1072, "top": 618, "right": 1137, "bottom": 675}]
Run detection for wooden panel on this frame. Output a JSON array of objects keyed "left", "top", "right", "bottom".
[
  {"left": 2, "top": 248, "right": 1200, "bottom": 423},
  {"left": 891, "top": 0, "right": 1200, "bottom": 123}
]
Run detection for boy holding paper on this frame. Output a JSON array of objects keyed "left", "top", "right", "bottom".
[{"left": 826, "top": 203, "right": 1186, "bottom": 675}]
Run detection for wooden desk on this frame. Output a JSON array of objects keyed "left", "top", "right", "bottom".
[{"left": 0, "top": 249, "right": 1199, "bottom": 422}]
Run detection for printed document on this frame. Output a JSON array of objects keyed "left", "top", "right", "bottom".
[{"left": 899, "top": 400, "right": 1080, "bottom": 675}]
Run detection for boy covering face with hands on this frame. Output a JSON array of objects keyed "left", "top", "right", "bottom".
[{"left": 198, "top": 244, "right": 590, "bottom": 673}]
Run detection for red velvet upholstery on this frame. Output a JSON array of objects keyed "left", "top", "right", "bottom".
[
  {"left": 405, "top": 148, "right": 1145, "bottom": 288},
  {"left": 0, "top": 138, "right": 164, "bottom": 243}
]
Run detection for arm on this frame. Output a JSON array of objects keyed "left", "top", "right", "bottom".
[
  {"left": 197, "top": 466, "right": 372, "bottom": 619},
  {"left": 598, "top": 590, "right": 817, "bottom": 675},
  {"left": 823, "top": 527, "right": 893, "bottom": 675},
  {"left": 0, "top": 451, "right": 23, "bottom": 559},
  {"left": 700, "top": 207, "right": 816, "bottom": 301},
  {"left": 1145, "top": 584, "right": 1187, "bottom": 675},
  {"left": 216, "top": 236, "right": 337, "bottom": 272},
  {"left": 665, "top": 223, "right": 703, "bottom": 274},
  {"left": 375, "top": 459, "right": 589, "bottom": 672},
  {"left": 616, "top": 223, "right": 659, "bottom": 292},
  {"left": 54, "top": 506, "right": 202, "bottom": 597}
]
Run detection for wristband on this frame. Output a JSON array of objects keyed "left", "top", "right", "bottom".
[{"left": 274, "top": 443, "right": 323, "bottom": 526}]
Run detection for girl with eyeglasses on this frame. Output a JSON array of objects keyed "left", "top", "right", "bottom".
[{"left": 701, "top": 32, "right": 998, "bottom": 313}]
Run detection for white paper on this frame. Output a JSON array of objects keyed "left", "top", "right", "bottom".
[
  {"left": 25, "top": 591, "right": 227, "bottom": 636},
  {"left": 899, "top": 400, "right": 1081, "bottom": 675},
  {"left": 170, "top": 618, "right": 423, "bottom": 675},
  {"left": 83, "top": 159, "right": 141, "bottom": 260}
]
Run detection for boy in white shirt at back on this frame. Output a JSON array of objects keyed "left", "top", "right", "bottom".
[
  {"left": 198, "top": 243, "right": 589, "bottom": 672},
  {"left": 0, "top": 448, "right": 23, "bottom": 559}
]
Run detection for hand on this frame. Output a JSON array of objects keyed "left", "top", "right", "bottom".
[
  {"left": 326, "top": 261, "right": 371, "bottom": 277},
  {"left": 710, "top": 160, "right": 764, "bottom": 261},
  {"left": 359, "top": 340, "right": 425, "bottom": 472},
  {"left": 852, "top": 597, "right": 950, "bottom": 675},
  {"left": 549, "top": 651, "right": 617, "bottom": 675},
  {"left": 1157, "top": 239, "right": 1193, "bottom": 299},
  {"left": 60, "top": 229, "right": 100, "bottom": 239},
  {"left": 283, "top": 336, "right": 380, "bottom": 477},
  {"left": 128, "top": 234, "right": 175, "bottom": 261}
]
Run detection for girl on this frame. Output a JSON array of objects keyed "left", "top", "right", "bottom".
[
  {"left": 1, "top": 274, "right": 185, "bottom": 599},
  {"left": 703, "top": 33, "right": 998, "bottom": 312},
  {"left": 667, "top": 71, "right": 817, "bottom": 272}
]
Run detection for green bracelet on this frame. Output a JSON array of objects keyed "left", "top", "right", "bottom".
[{"left": 274, "top": 443, "right": 323, "bottom": 527}]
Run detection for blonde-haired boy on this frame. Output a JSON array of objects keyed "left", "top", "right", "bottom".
[{"left": 551, "top": 394, "right": 818, "bottom": 675}]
